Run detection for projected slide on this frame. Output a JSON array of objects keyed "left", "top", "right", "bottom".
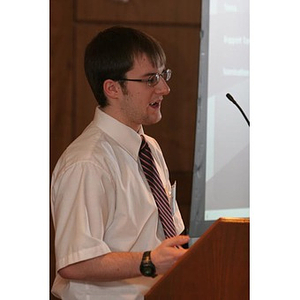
[{"left": 205, "top": 0, "right": 250, "bottom": 220}]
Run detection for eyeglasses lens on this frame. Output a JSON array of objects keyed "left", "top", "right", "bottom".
[
  {"left": 163, "top": 69, "right": 172, "bottom": 82},
  {"left": 147, "top": 69, "right": 171, "bottom": 87},
  {"left": 147, "top": 74, "right": 160, "bottom": 87}
]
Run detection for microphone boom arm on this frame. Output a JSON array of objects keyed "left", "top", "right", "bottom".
[{"left": 226, "top": 93, "right": 250, "bottom": 127}]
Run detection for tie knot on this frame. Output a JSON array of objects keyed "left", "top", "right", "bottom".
[{"left": 140, "top": 136, "right": 147, "bottom": 152}]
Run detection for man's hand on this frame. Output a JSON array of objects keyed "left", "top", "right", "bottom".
[{"left": 151, "top": 235, "right": 190, "bottom": 274}]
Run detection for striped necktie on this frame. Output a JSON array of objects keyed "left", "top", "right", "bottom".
[{"left": 139, "top": 136, "right": 176, "bottom": 239}]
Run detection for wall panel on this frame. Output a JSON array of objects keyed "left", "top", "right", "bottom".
[
  {"left": 76, "top": 0, "right": 201, "bottom": 25},
  {"left": 50, "top": 0, "right": 74, "bottom": 171}
]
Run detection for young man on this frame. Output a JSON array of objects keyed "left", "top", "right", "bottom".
[{"left": 51, "top": 26, "right": 189, "bottom": 300}]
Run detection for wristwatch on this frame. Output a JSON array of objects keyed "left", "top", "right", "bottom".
[{"left": 140, "top": 251, "right": 157, "bottom": 278}]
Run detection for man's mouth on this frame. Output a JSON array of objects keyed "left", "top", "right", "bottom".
[{"left": 149, "top": 100, "right": 161, "bottom": 108}]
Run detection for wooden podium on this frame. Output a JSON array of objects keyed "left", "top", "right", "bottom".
[{"left": 145, "top": 218, "right": 249, "bottom": 300}]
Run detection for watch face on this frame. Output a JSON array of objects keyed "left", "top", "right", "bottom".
[
  {"left": 143, "top": 265, "right": 154, "bottom": 277},
  {"left": 140, "top": 251, "right": 157, "bottom": 278}
]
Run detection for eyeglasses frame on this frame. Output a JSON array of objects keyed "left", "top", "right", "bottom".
[{"left": 116, "top": 69, "right": 172, "bottom": 87}]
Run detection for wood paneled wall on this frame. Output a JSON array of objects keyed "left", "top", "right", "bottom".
[{"left": 50, "top": 1, "right": 201, "bottom": 298}]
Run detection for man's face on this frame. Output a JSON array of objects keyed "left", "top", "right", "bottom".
[{"left": 118, "top": 54, "right": 170, "bottom": 131}]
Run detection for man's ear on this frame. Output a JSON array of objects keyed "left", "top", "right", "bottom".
[{"left": 103, "top": 79, "right": 121, "bottom": 99}]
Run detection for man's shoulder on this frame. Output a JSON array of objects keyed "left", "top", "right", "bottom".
[{"left": 53, "top": 125, "right": 113, "bottom": 174}]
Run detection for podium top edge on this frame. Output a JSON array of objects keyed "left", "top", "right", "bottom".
[{"left": 217, "top": 217, "right": 249, "bottom": 224}]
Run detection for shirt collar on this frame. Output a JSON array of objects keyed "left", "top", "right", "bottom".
[{"left": 93, "top": 107, "right": 143, "bottom": 161}]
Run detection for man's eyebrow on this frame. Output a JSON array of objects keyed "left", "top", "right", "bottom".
[
  {"left": 142, "top": 69, "right": 165, "bottom": 77},
  {"left": 140, "top": 71, "right": 157, "bottom": 78}
]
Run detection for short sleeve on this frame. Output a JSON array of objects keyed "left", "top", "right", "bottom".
[{"left": 51, "top": 161, "right": 115, "bottom": 271}]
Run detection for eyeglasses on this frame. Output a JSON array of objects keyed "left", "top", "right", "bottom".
[{"left": 117, "top": 69, "right": 172, "bottom": 87}]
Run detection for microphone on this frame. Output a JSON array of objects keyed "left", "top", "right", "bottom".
[{"left": 226, "top": 93, "right": 250, "bottom": 127}]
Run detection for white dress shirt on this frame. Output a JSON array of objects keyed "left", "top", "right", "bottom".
[{"left": 51, "top": 107, "right": 185, "bottom": 299}]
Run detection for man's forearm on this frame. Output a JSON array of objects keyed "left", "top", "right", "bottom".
[
  {"left": 58, "top": 252, "right": 143, "bottom": 282},
  {"left": 58, "top": 235, "right": 189, "bottom": 282}
]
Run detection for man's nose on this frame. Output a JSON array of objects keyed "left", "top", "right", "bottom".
[{"left": 155, "top": 77, "right": 171, "bottom": 95}]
